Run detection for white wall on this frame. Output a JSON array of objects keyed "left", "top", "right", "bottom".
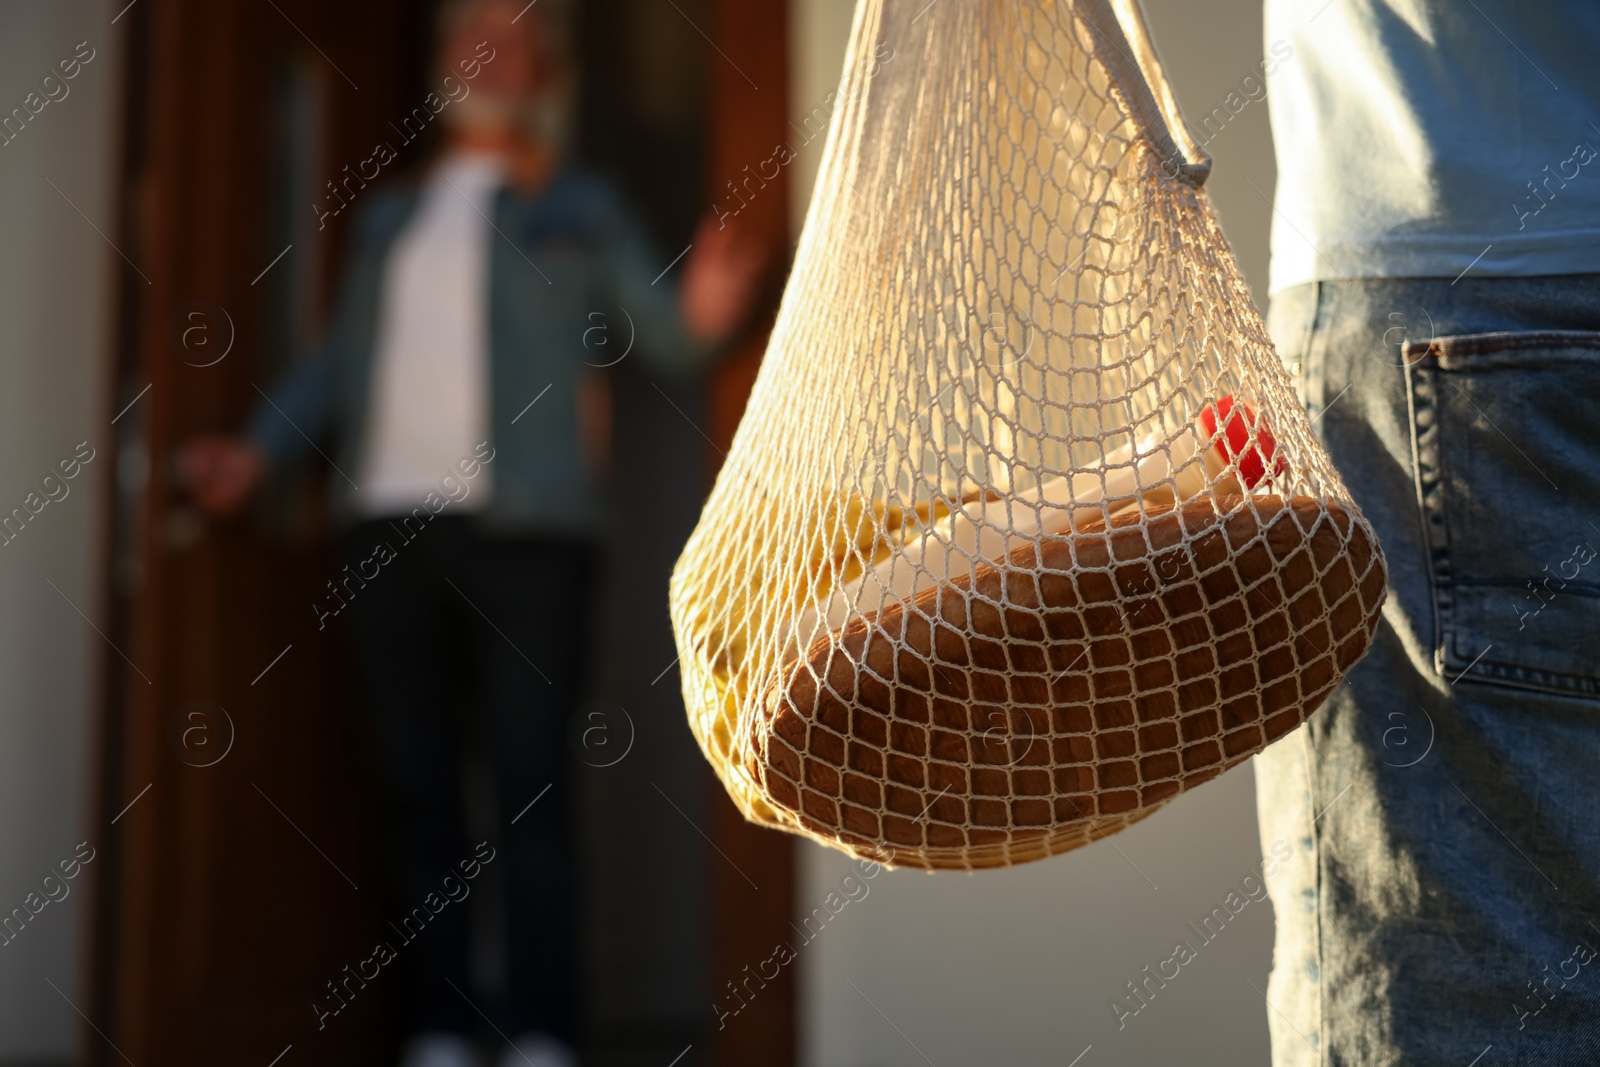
[
  {"left": 787, "top": 0, "right": 858, "bottom": 234},
  {"left": 0, "top": 0, "right": 119, "bottom": 1060},
  {"left": 788, "top": 1, "right": 1281, "bottom": 1063}
]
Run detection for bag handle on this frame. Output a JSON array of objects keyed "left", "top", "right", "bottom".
[{"left": 1074, "top": 0, "right": 1212, "bottom": 187}]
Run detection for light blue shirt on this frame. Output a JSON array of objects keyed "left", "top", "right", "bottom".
[{"left": 1265, "top": 0, "right": 1600, "bottom": 294}]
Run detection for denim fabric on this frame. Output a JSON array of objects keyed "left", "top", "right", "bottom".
[{"left": 1254, "top": 274, "right": 1600, "bottom": 1065}]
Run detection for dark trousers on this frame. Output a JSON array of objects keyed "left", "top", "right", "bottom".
[{"left": 343, "top": 515, "right": 593, "bottom": 1042}]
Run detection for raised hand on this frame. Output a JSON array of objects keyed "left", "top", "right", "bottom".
[{"left": 679, "top": 213, "right": 769, "bottom": 344}]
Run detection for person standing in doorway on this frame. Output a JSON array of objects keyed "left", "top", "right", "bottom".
[{"left": 180, "top": 2, "right": 764, "bottom": 1064}]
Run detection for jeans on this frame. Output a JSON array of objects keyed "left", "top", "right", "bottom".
[
  {"left": 343, "top": 515, "right": 594, "bottom": 1043},
  {"left": 1255, "top": 273, "right": 1600, "bottom": 1065}
]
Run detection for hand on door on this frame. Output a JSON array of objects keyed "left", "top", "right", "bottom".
[{"left": 176, "top": 435, "right": 266, "bottom": 517}]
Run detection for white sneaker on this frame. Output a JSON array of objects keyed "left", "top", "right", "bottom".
[
  {"left": 498, "top": 1032, "right": 578, "bottom": 1067},
  {"left": 400, "top": 1032, "right": 480, "bottom": 1067}
]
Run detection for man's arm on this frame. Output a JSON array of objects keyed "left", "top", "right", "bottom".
[
  {"left": 179, "top": 206, "right": 386, "bottom": 515},
  {"left": 242, "top": 344, "right": 340, "bottom": 470}
]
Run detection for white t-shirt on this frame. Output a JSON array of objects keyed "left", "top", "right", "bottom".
[
  {"left": 357, "top": 152, "right": 505, "bottom": 515},
  {"left": 1266, "top": 0, "right": 1600, "bottom": 293}
]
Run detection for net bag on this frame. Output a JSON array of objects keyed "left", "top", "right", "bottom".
[{"left": 670, "top": 0, "right": 1386, "bottom": 872}]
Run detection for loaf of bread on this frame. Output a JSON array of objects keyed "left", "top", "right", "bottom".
[{"left": 748, "top": 495, "right": 1385, "bottom": 871}]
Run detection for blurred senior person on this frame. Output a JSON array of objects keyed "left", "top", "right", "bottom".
[{"left": 180, "top": 1, "right": 763, "bottom": 1064}]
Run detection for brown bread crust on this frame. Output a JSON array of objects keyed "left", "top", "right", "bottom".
[{"left": 749, "top": 496, "right": 1385, "bottom": 870}]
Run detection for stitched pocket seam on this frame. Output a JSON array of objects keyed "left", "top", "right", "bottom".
[{"left": 1405, "top": 334, "right": 1600, "bottom": 697}]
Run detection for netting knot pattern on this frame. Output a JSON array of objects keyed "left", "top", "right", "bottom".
[{"left": 669, "top": 0, "right": 1386, "bottom": 871}]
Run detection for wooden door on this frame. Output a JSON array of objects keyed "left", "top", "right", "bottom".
[
  {"left": 94, "top": 3, "right": 797, "bottom": 1066},
  {"left": 94, "top": 2, "right": 427, "bottom": 1064}
]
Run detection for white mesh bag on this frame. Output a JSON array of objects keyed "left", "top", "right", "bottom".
[{"left": 669, "top": 0, "right": 1386, "bottom": 871}]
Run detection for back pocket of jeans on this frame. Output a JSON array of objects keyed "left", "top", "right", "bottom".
[{"left": 1405, "top": 330, "right": 1600, "bottom": 697}]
